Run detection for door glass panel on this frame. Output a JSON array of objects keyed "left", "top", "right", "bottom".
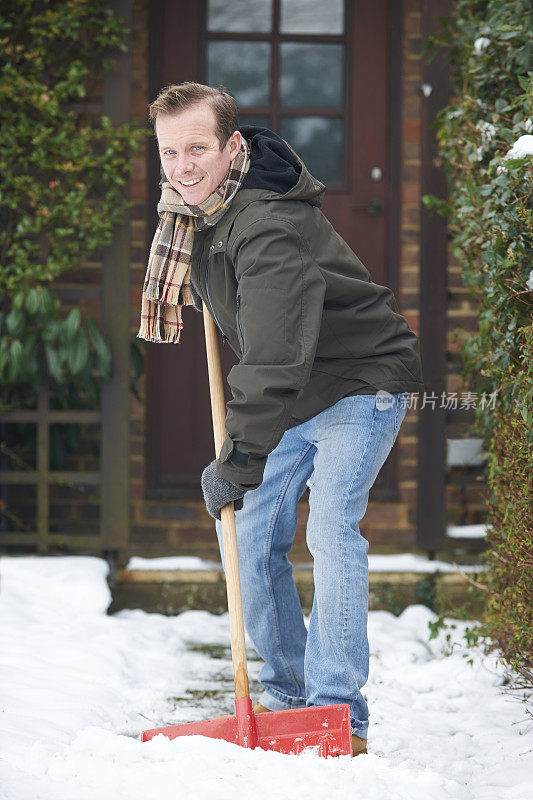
[
  {"left": 207, "top": 0, "right": 272, "bottom": 32},
  {"left": 280, "top": 43, "right": 343, "bottom": 108},
  {"left": 280, "top": 117, "right": 343, "bottom": 184},
  {"left": 207, "top": 42, "right": 271, "bottom": 106},
  {"left": 280, "top": 0, "right": 344, "bottom": 34},
  {"left": 239, "top": 115, "right": 271, "bottom": 130}
]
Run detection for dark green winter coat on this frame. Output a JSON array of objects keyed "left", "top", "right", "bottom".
[{"left": 189, "top": 127, "right": 425, "bottom": 488}]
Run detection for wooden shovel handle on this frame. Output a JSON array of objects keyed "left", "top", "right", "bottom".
[{"left": 202, "top": 305, "right": 250, "bottom": 700}]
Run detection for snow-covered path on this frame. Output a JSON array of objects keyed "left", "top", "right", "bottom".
[{"left": 0, "top": 556, "right": 531, "bottom": 800}]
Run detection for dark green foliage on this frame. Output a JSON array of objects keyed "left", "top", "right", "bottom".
[
  {"left": 424, "top": 0, "right": 532, "bottom": 683},
  {"left": 0, "top": 0, "right": 146, "bottom": 290},
  {"left": 0, "top": 286, "right": 111, "bottom": 409},
  {"left": 414, "top": 572, "right": 439, "bottom": 611},
  {"left": 0, "top": 2, "right": 147, "bottom": 481}
]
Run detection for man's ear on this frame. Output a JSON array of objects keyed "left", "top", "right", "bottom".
[{"left": 228, "top": 129, "right": 243, "bottom": 158}]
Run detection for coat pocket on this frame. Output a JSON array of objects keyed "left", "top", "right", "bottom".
[{"left": 236, "top": 294, "right": 245, "bottom": 351}]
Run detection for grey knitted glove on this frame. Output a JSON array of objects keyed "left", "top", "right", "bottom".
[{"left": 201, "top": 459, "right": 246, "bottom": 520}]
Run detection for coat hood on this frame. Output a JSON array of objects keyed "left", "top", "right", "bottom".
[{"left": 239, "top": 125, "right": 325, "bottom": 207}]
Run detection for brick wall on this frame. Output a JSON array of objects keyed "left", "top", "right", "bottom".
[{"left": 399, "top": 0, "right": 486, "bottom": 539}]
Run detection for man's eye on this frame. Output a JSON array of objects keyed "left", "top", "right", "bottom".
[
  {"left": 192, "top": 146, "right": 204, "bottom": 152},
  {"left": 163, "top": 150, "right": 175, "bottom": 156}
]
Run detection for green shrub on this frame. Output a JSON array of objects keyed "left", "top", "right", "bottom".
[
  {"left": 423, "top": 0, "right": 532, "bottom": 682},
  {"left": 0, "top": 0, "right": 145, "bottom": 291},
  {"left": 0, "top": 2, "right": 146, "bottom": 485}
]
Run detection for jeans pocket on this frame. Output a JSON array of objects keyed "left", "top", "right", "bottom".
[{"left": 393, "top": 392, "right": 410, "bottom": 442}]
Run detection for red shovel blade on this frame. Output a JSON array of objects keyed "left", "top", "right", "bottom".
[{"left": 142, "top": 703, "right": 352, "bottom": 757}]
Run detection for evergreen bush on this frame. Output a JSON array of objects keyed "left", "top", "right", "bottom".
[
  {"left": 0, "top": 1, "right": 146, "bottom": 490},
  {"left": 423, "top": 0, "right": 532, "bottom": 683},
  {"left": 0, "top": 0, "right": 146, "bottom": 404}
]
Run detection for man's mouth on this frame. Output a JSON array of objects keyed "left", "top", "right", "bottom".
[{"left": 179, "top": 177, "right": 204, "bottom": 187}]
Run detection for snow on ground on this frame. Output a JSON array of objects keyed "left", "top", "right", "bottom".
[
  {"left": 126, "top": 552, "right": 487, "bottom": 573},
  {"left": 0, "top": 556, "right": 531, "bottom": 800}
]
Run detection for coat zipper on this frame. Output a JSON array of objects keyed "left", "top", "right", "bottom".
[
  {"left": 236, "top": 295, "right": 244, "bottom": 348},
  {"left": 205, "top": 260, "right": 227, "bottom": 345}
]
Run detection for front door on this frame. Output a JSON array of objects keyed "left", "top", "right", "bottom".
[{"left": 146, "top": 0, "right": 397, "bottom": 499}]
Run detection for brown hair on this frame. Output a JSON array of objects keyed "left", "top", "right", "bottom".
[{"left": 149, "top": 82, "right": 239, "bottom": 149}]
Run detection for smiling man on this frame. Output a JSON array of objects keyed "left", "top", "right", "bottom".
[
  {"left": 138, "top": 82, "right": 425, "bottom": 757},
  {"left": 156, "top": 102, "right": 243, "bottom": 203}
]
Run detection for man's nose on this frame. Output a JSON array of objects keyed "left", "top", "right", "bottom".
[{"left": 173, "top": 153, "right": 194, "bottom": 176}]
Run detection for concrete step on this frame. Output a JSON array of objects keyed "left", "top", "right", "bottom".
[{"left": 109, "top": 557, "right": 486, "bottom": 619}]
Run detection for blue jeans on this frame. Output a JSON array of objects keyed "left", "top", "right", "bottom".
[{"left": 215, "top": 391, "right": 409, "bottom": 740}]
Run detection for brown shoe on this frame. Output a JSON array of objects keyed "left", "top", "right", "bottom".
[
  {"left": 352, "top": 734, "right": 368, "bottom": 756},
  {"left": 253, "top": 702, "right": 273, "bottom": 713}
]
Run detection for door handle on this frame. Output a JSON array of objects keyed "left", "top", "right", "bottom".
[{"left": 352, "top": 198, "right": 383, "bottom": 214}]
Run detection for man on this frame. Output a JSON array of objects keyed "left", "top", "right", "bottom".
[{"left": 139, "top": 82, "right": 425, "bottom": 756}]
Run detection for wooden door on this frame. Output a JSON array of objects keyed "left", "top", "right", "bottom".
[{"left": 146, "top": 0, "right": 400, "bottom": 499}]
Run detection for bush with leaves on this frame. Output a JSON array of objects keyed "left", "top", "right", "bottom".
[
  {"left": 0, "top": 0, "right": 147, "bottom": 399},
  {"left": 0, "top": 1, "right": 146, "bottom": 479},
  {"left": 1, "top": 287, "right": 112, "bottom": 406},
  {"left": 423, "top": 0, "right": 532, "bottom": 684},
  {"left": 0, "top": 0, "right": 146, "bottom": 290}
]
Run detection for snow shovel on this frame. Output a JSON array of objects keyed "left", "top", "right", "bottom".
[{"left": 141, "top": 305, "right": 352, "bottom": 757}]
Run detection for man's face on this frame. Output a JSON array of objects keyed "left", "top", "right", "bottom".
[{"left": 156, "top": 102, "right": 242, "bottom": 205}]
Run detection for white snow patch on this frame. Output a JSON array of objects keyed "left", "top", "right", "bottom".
[
  {"left": 474, "top": 37, "right": 490, "bottom": 54},
  {"left": 126, "top": 555, "right": 222, "bottom": 571},
  {"left": 505, "top": 134, "right": 533, "bottom": 158},
  {"left": 446, "top": 524, "right": 488, "bottom": 540},
  {"left": 476, "top": 120, "right": 497, "bottom": 146},
  {"left": 0, "top": 555, "right": 531, "bottom": 800},
  {"left": 368, "top": 554, "right": 485, "bottom": 573},
  {"left": 497, "top": 134, "right": 533, "bottom": 174},
  {"left": 126, "top": 553, "right": 486, "bottom": 574}
]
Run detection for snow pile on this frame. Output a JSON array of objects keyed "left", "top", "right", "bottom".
[
  {"left": 126, "top": 553, "right": 487, "bottom": 574},
  {"left": 0, "top": 555, "right": 531, "bottom": 800},
  {"left": 505, "top": 134, "right": 533, "bottom": 159},
  {"left": 474, "top": 37, "right": 490, "bottom": 55},
  {"left": 497, "top": 134, "right": 533, "bottom": 174},
  {"left": 127, "top": 555, "right": 222, "bottom": 571}
]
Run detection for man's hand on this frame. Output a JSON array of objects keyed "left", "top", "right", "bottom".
[{"left": 201, "top": 459, "right": 246, "bottom": 520}]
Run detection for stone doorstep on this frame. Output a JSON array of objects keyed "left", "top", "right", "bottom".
[
  {"left": 111, "top": 565, "right": 485, "bottom": 617},
  {"left": 116, "top": 566, "right": 474, "bottom": 589}
]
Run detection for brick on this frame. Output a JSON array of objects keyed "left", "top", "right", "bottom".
[
  {"left": 399, "top": 269, "right": 420, "bottom": 289},
  {"left": 363, "top": 503, "right": 406, "bottom": 527},
  {"left": 407, "top": 35, "right": 423, "bottom": 54},
  {"left": 402, "top": 183, "right": 421, "bottom": 204},
  {"left": 401, "top": 229, "right": 420, "bottom": 245},
  {"left": 404, "top": 12, "right": 421, "bottom": 36},
  {"left": 403, "top": 97, "right": 421, "bottom": 118},
  {"left": 402, "top": 163, "right": 421, "bottom": 183},
  {"left": 168, "top": 527, "right": 219, "bottom": 546},
  {"left": 403, "top": 120, "right": 421, "bottom": 141},
  {"left": 404, "top": 141, "right": 420, "bottom": 160},
  {"left": 130, "top": 525, "right": 170, "bottom": 544},
  {"left": 404, "top": 312, "right": 419, "bottom": 330},
  {"left": 365, "top": 529, "right": 415, "bottom": 548},
  {"left": 130, "top": 459, "right": 145, "bottom": 480},
  {"left": 143, "top": 502, "right": 195, "bottom": 522},
  {"left": 401, "top": 205, "right": 419, "bottom": 226},
  {"left": 400, "top": 290, "right": 419, "bottom": 308}
]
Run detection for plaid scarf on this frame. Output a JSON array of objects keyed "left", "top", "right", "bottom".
[{"left": 137, "top": 139, "right": 250, "bottom": 343}]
